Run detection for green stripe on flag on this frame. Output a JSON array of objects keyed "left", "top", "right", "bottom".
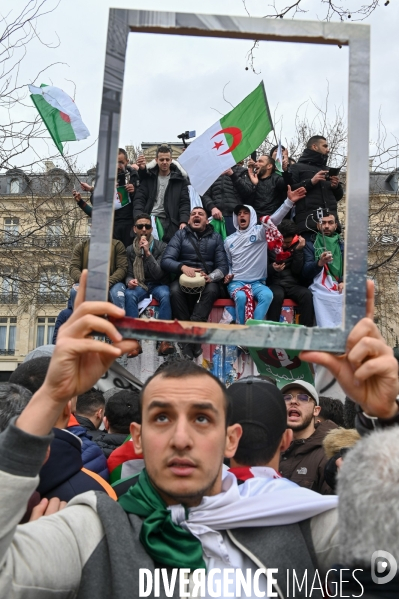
[
  {"left": 220, "top": 82, "right": 273, "bottom": 162},
  {"left": 30, "top": 90, "right": 76, "bottom": 155}
]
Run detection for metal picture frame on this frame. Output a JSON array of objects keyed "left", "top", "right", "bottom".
[{"left": 86, "top": 9, "right": 370, "bottom": 353}]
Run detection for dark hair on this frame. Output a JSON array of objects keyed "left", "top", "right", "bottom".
[
  {"left": 307, "top": 135, "right": 326, "bottom": 149},
  {"left": 318, "top": 396, "right": 345, "bottom": 427},
  {"left": 134, "top": 213, "right": 152, "bottom": 225},
  {"left": 267, "top": 156, "right": 276, "bottom": 173},
  {"left": 278, "top": 220, "right": 297, "bottom": 238},
  {"left": 105, "top": 389, "right": 141, "bottom": 434},
  {"left": 9, "top": 357, "right": 50, "bottom": 393},
  {"left": 269, "top": 145, "right": 286, "bottom": 157},
  {"left": 156, "top": 144, "right": 172, "bottom": 157},
  {"left": 140, "top": 360, "right": 231, "bottom": 425},
  {"left": 118, "top": 148, "right": 128, "bottom": 159},
  {"left": 76, "top": 388, "right": 105, "bottom": 417},
  {"left": 0, "top": 383, "right": 32, "bottom": 432},
  {"left": 233, "top": 424, "right": 282, "bottom": 466}
]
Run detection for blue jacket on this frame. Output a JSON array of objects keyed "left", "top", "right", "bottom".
[
  {"left": 37, "top": 428, "right": 110, "bottom": 501},
  {"left": 52, "top": 297, "right": 73, "bottom": 344},
  {"left": 67, "top": 424, "right": 109, "bottom": 481},
  {"left": 302, "top": 236, "right": 344, "bottom": 286},
  {"left": 161, "top": 224, "right": 228, "bottom": 276}
]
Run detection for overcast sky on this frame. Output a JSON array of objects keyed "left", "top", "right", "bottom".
[{"left": 4, "top": 0, "right": 399, "bottom": 172}]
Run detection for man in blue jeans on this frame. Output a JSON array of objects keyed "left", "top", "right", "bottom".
[
  {"left": 125, "top": 213, "right": 175, "bottom": 357},
  {"left": 224, "top": 186, "right": 306, "bottom": 324},
  {"left": 69, "top": 238, "right": 127, "bottom": 311}
]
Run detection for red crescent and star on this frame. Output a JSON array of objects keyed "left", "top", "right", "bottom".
[{"left": 211, "top": 126, "right": 243, "bottom": 155}]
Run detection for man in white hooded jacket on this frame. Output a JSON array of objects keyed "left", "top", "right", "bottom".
[{"left": 224, "top": 186, "right": 306, "bottom": 324}]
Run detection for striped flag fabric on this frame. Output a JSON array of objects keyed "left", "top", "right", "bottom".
[
  {"left": 178, "top": 82, "right": 273, "bottom": 195},
  {"left": 29, "top": 84, "right": 90, "bottom": 154}
]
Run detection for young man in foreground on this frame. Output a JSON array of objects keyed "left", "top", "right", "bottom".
[{"left": 0, "top": 275, "right": 397, "bottom": 598}]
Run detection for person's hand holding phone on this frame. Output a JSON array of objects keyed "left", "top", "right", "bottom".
[
  {"left": 318, "top": 251, "right": 333, "bottom": 267},
  {"left": 311, "top": 171, "right": 328, "bottom": 185}
]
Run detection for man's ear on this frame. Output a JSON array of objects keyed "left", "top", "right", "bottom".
[
  {"left": 224, "top": 424, "right": 242, "bottom": 459},
  {"left": 279, "top": 428, "right": 293, "bottom": 453},
  {"left": 103, "top": 416, "right": 110, "bottom": 431},
  {"left": 313, "top": 405, "right": 321, "bottom": 418},
  {"left": 130, "top": 422, "right": 142, "bottom": 455}
]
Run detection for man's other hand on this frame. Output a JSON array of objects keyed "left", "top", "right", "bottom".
[
  {"left": 273, "top": 262, "right": 285, "bottom": 272},
  {"left": 338, "top": 282, "right": 344, "bottom": 294},
  {"left": 311, "top": 171, "right": 328, "bottom": 185},
  {"left": 137, "top": 155, "right": 146, "bottom": 170},
  {"left": 330, "top": 176, "right": 339, "bottom": 189},
  {"left": 300, "top": 280, "right": 399, "bottom": 419},
  {"left": 211, "top": 207, "right": 223, "bottom": 220},
  {"left": 318, "top": 251, "right": 333, "bottom": 267},
  {"left": 16, "top": 271, "right": 140, "bottom": 437},
  {"left": 29, "top": 497, "right": 67, "bottom": 522},
  {"left": 72, "top": 190, "right": 81, "bottom": 202},
  {"left": 125, "top": 183, "right": 135, "bottom": 194},
  {"left": 128, "top": 279, "right": 139, "bottom": 289},
  {"left": 222, "top": 168, "right": 234, "bottom": 176},
  {"left": 181, "top": 265, "right": 201, "bottom": 278},
  {"left": 224, "top": 274, "right": 234, "bottom": 284},
  {"left": 296, "top": 236, "right": 306, "bottom": 250},
  {"left": 287, "top": 185, "right": 306, "bottom": 203},
  {"left": 179, "top": 223, "right": 187, "bottom": 229},
  {"left": 80, "top": 182, "right": 94, "bottom": 193}
]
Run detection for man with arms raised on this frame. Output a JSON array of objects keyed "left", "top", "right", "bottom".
[{"left": 0, "top": 277, "right": 398, "bottom": 598}]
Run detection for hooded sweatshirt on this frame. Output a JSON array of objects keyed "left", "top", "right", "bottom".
[{"left": 224, "top": 199, "right": 293, "bottom": 283}]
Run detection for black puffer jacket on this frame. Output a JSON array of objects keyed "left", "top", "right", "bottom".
[
  {"left": 201, "top": 165, "right": 248, "bottom": 216},
  {"left": 267, "top": 238, "right": 305, "bottom": 288},
  {"left": 126, "top": 239, "right": 169, "bottom": 286},
  {"left": 161, "top": 224, "right": 229, "bottom": 276},
  {"left": 290, "top": 149, "right": 344, "bottom": 233},
  {"left": 230, "top": 170, "right": 287, "bottom": 217},
  {"left": 133, "top": 163, "right": 190, "bottom": 242},
  {"left": 92, "top": 431, "right": 128, "bottom": 459}
]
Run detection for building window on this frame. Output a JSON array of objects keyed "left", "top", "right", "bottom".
[
  {"left": 0, "top": 317, "right": 17, "bottom": 355},
  {"left": 0, "top": 271, "right": 18, "bottom": 304},
  {"left": 10, "top": 179, "right": 20, "bottom": 194},
  {"left": 36, "top": 317, "right": 56, "bottom": 347},
  {"left": 46, "top": 219, "right": 63, "bottom": 247},
  {"left": 4, "top": 217, "right": 19, "bottom": 243},
  {"left": 52, "top": 179, "right": 63, "bottom": 194},
  {"left": 38, "top": 270, "right": 68, "bottom": 303}
]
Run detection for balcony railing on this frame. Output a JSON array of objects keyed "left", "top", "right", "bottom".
[
  {"left": 0, "top": 293, "right": 18, "bottom": 304},
  {"left": 0, "top": 349, "right": 15, "bottom": 356},
  {"left": 36, "top": 292, "right": 68, "bottom": 304},
  {"left": 1, "top": 235, "right": 89, "bottom": 249}
]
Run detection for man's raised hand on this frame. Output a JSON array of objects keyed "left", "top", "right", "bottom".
[
  {"left": 287, "top": 185, "right": 306, "bottom": 203},
  {"left": 300, "top": 280, "right": 399, "bottom": 419},
  {"left": 16, "top": 271, "right": 139, "bottom": 437}
]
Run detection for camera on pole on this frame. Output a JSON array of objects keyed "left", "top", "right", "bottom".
[{"left": 177, "top": 130, "right": 196, "bottom": 148}]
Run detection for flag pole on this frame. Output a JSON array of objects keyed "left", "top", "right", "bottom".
[{"left": 61, "top": 152, "right": 83, "bottom": 188}]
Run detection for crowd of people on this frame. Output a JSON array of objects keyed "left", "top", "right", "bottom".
[
  {"left": 0, "top": 276, "right": 398, "bottom": 597},
  {"left": 64, "top": 136, "right": 345, "bottom": 359}
]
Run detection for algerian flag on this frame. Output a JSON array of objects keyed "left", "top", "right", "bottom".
[
  {"left": 178, "top": 82, "right": 273, "bottom": 195},
  {"left": 275, "top": 139, "right": 283, "bottom": 175},
  {"left": 29, "top": 84, "right": 90, "bottom": 154}
]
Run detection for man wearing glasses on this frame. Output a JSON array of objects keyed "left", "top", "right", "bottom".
[
  {"left": 125, "top": 213, "right": 175, "bottom": 357},
  {"left": 279, "top": 380, "right": 337, "bottom": 494}
]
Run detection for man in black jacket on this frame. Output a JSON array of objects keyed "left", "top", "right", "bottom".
[
  {"left": 267, "top": 219, "right": 314, "bottom": 327},
  {"left": 133, "top": 144, "right": 190, "bottom": 242},
  {"left": 161, "top": 207, "right": 229, "bottom": 359},
  {"left": 290, "top": 136, "right": 343, "bottom": 235},
  {"left": 226, "top": 155, "right": 287, "bottom": 218},
  {"left": 201, "top": 163, "right": 248, "bottom": 236},
  {"left": 125, "top": 213, "right": 174, "bottom": 357},
  {"left": 92, "top": 390, "right": 140, "bottom": 458}
]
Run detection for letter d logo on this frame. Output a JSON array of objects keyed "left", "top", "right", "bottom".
[{"left": 371, "top": 550, "right": 397, "bottom": 585}]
